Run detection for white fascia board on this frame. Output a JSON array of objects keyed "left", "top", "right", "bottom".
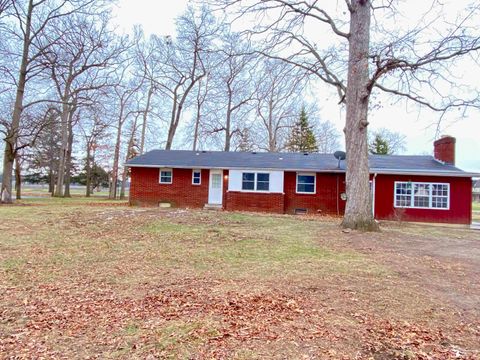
[{"left": 370, "top": 169, "right": 479, "bottom": 177}]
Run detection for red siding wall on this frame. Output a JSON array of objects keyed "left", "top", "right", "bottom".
[
  {"left": 374, "top": 174, "right": 472, "bottom": 224},
  {"left": 225, "top": 191, "right": 284, "bottom": 213},
  {"left": 284, "top": 172, "right": 346, "bottom": 215},
  {"left": 129, "top": 167, "right": 209, "bottom": 207},
  {"left": 129, "top": 167, "right": 472, "bottom": 224}
]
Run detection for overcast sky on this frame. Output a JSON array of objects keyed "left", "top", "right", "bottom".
[{"left": 113, "top": 0, "right": 480, "bottom": 173}]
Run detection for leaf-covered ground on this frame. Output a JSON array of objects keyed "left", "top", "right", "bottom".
[{"left": 0, "top": 198, "right": 479, "bottom": 359}]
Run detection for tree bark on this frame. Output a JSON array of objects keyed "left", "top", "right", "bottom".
[
  {"left": 341, "top": 0, "right": 378, "bottom": 231},
  {"left": 85, "top": 144, "right": 92, "bottom": 197},
  {"left": 1, "top": 0, "right": 33, "bottom": 203},
  {"left": 48, "top": 168, "right": 55, "bottom": 195},
  {"left": 14, "top": 155, "right": 21, "bottom": 200},
  {"left": 120, "top": 121, "right": 137, "bottom": 200},
  {"left": 63, "top": 108, "right": 75, "bottom": 198},
  {"left": 109, "top": 112, "right": 123, "bottom": 199},
  {"left": 55, "top": 97, "right": 70, "bottom": 197}
]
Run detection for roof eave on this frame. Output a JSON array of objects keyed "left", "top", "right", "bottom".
[
  {"left": 125, "top": 163, "right": 477, "bottom": 177},
  {"left": 370, "top": 169, "right": 478, "bottom": 177}
]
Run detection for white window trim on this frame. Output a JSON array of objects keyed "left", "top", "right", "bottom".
[
  {"left": 296, "top": 172, "right": 316, "bottom": 194},
  {"left": 393, "top": 181, "right": 450, "bottom": 210},
  {"left": 159, "top": 168, "right": 173, "bottom": 184},
  {"left": 241, "top": 172, "right": 271, "bottom": 192},
  {"left": 192, "top": 169, "right": 201, "bottom": 185}
]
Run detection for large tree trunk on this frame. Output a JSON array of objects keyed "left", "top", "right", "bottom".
[
  {"left": 1, "top": 0, "right": 33, "bottom": 203},
  {"left": 109, "top": 116, "right": 123, "bottom": 199},
  {"left": 48, "top": 168, "right": 55, "bottom": 195},
  {"left": 192, "top": 87, "right": 202, "bottom": 151},
  {"left": 224, "top": 110, "right": 232, "bottom": 152},
  {"left": 121, "top": 117, "right": 139, "bottom": 200},
  {"left": 341, "top": 0, "right": 378, "bottom": 231},
  {"left": 14, "top": 155, "right": 21, "bottom": 200},
  {"left": 55, "top": 99, "right": 70, "bottom": 197},
  {"left": 224, "top": 87, "right": 233, "bottom": 152},
  {"left": 63, "top": 109, "right": 75, "bottom": 198},
  {"left": 85, "top": 144, "right": 92, "bottom": 197}
]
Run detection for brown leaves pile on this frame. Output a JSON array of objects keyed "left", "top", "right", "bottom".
[{"left": 1, "top": 278, "right": 478, "bottom": 359}]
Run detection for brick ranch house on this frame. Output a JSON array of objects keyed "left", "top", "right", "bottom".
[{"left": 126, "top": 136, "right": 476, "bottom": 225}]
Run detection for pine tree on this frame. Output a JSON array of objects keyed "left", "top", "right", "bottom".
[
  {"left": 369, "top": 134, "right": 390, "bottom": 155},
  {"left": 286, "top": 107, "right": 318, "bottom": 152}
]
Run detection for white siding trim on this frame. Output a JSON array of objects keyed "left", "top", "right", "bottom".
[
  {"left": 192, "top": 169, "right": 201, "bottom": 185},
  {"left": 393, "top": 181, "right": 450, "bottom": 210},
  {"left": 159, "top": 168, "right": 173, "bottom": 184},
  {"left": 228, "top": 169, "right": 284, "bottom": 193},
  {"left": 296, "top": 172, "right": 316, "bottom": 194}
]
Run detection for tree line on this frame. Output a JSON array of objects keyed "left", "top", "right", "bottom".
[
  {"left": 1, "top": 0, "right": 479, "bottom": 230},
  {"left": 0, "top": 1, "right": 343, "bottom": 203}
]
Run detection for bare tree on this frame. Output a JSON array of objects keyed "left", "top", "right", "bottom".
[
  {"left": 369, "top": 127, "right": 406, "bottom": 155},
  {"left": 148, "top": 7, "right": 218, "bottom": 150},
  {"left": 0, "top": 0, "right": 99, "bottom": 203},
  {"left": 108, "top": 75, "right": 143, "bottom": 200},
  {"left": 314, "top": 119, "right": 341, "bottom": 154},
  {"left": 78, "top": 107, "right": 109, "bottom": 197},
  {"left": 40, "top": 11, "right": 124, "bottom": 197},
  {"left": 133, "top": 28, "right": 162, "bottom": 154},
  {"left": 210, "top": 32, "right": 256, "bottom": 151},
  {"left": 254, "top": 59, "right": 306, "bottom": 152},
  {"left": 212, "top": 0, "right": 480, "bottom": 230}
]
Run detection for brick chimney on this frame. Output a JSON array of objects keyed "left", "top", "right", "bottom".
[{"left": 434, "top": 135, "right": 456, "bottom": 165}]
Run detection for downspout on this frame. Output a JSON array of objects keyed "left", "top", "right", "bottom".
[
  {"left": 336, "top": 174, "right": 339, "bottom": 216},
  {"left": 372, "top": 173, "right": 377, "bottom": 219}
]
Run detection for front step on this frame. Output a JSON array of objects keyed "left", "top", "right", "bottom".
[{"left": 204, "top": 203, "right": 223, "bottom": 210}]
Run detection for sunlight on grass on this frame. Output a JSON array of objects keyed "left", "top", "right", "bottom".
[{"left": 143, "top": 215, "right": 386, "bottom": 278}]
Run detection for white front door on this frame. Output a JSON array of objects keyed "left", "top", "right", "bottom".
[{"left": 208, "top": 170, "right": 223, "bottom": 204}]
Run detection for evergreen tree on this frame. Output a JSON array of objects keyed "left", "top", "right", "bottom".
[
  {"left": 369, "top": 134, "right": 390, "bottom": 155},
  {"left": 286, "top": 107, "right": 318, "bottom": 152}
]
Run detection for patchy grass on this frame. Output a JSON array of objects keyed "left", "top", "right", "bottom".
[{"left": 0, "top": 197, "right": 479, "bottom": 359}]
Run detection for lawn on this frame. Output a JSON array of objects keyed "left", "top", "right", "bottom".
[{"left": 1, "top": 198, "right": 479, "bottom": 359}]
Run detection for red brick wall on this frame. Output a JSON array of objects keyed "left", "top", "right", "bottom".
[
  {"left": 374, "top": 174, "right": 472, "bottom": 224},
  {"left": 434, "top": 136, "right": 456, "bottom": 165},
  {"left": 129, "top": 167, "right": 209, "bottom": 207},
  {"left": 225, "top": 191, "right": 284, "bottom": 213},
  {"left": 284, "top": 172, "right": 346, "bottom": 215}
]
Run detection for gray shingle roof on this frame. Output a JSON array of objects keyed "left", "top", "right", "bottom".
[{"left": 126, "top": 150, "right": 475, "bottom": 177}]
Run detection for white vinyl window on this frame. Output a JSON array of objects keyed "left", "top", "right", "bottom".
[
  {"left": 296, "top": 173, "right": 316, "bottom": 194},
  {"left": 159, "top": 168, "right": 173, "bottom": 184},
  {"left": 241, "top": 172, "right": 270, "bottom": 191},
  {"left": 394, "top": 181, "right": 449, "bottom": 209},
  {"left": 192, "top": 170, "right": 201, "bottom": 185}
]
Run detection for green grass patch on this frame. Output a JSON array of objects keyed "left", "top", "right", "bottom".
[{"left": 142, "top": 215, "right": 386, "bottom": 278}]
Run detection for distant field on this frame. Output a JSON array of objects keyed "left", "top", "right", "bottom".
[
  {"left": 18, "top": 185, "right": 126, "bottom": 198},
  {"left": 1, "top": 197, "right": 479, "bottom": 358}
]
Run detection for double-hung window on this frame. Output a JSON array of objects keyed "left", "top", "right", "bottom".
[
  {"left": 242, "top": 172, "right": 270, "bottom": 191},
  {"left": 296, "top": 173, "right": 316, "bottom": 194},
  {"left": 159, "top": 169, "right": 173, "bottom": 184},
  {"left": 394, "top": 181, "right": 449, "bottom": 209},
  {"left": 192, "top": 170, "right": 201, "bottom": 185}
]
